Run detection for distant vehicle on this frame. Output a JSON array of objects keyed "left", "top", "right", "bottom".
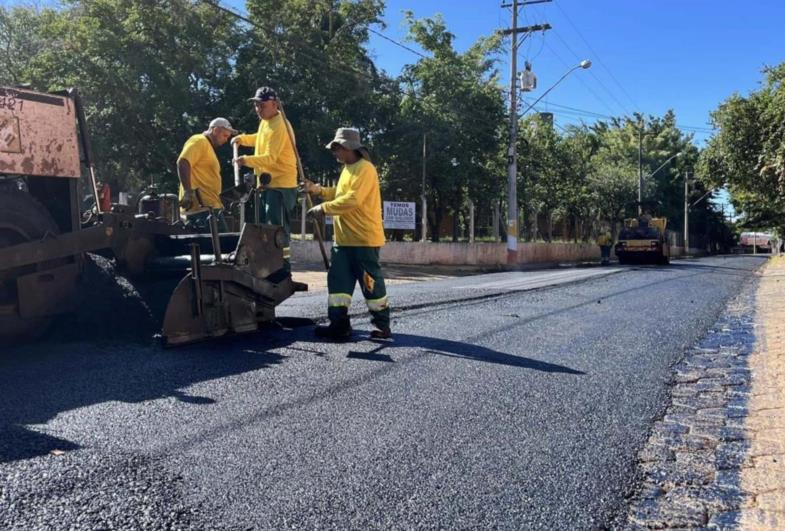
[
  {"left": 615, "top": 216, "right": 671, "bottom": 265},
  {"left": 739, "top": 232, "right": 774, "bottom": 253}
]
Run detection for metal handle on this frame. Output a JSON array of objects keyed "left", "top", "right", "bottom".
[
  {"left": 277, "top": 101, "right": 330, "bottom": 271},
  {"left": 233, "top": 142, "right": 240, "bottom": 187},
  {"left": 208, "top": 207, "right": 222, "bottom": 263},
  {"left": 70, "top": 88, "right": 102, "bottom": 214}
]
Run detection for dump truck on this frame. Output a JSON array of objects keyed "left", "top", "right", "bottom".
[
  {"left": 0, "top": 86, "right": 304, "bottom": 345},
  {"left": 615, "top": 216, "right": 671, "bottom": 265},
  {"left": 739, "top": 231, "right": 774, "bottom": 254}
]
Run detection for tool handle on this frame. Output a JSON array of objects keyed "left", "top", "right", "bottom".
[
  {"left": 233, "top": 143, "right": 240, "bottom": 187},
  {"left": 278, "top": 102, "right": 330, "bottom": 271}
]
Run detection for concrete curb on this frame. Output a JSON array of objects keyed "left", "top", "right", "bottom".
[{"left": 737, "top": 257, "right": 785, "bottom": 528}]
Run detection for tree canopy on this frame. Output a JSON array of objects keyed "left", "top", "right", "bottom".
[
  {"left": 699, "top": 62, "right": 785, "bottom": 232},
  {"left": 0, "top": 0, "right": 732, "bottom": 245}
]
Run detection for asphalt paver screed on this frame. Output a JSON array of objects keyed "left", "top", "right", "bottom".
[{"left": 739, "top": 257, "right": 785, "bottom": 528}]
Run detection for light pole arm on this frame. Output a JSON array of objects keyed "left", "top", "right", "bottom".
[
  {"left": 648, "top": 152, "right": 681, "bottom": 179},
  {"left": 690, "top": 189, "right": 714, "bottom": 209},
  {"left": 520, "top": 65, "right": 581, "bottom": 116}
]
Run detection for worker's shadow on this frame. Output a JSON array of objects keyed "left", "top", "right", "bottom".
[
  {"left": 1, "top": 326, "right": 581, "bottom": 464},
  {"left": 0, "top": 330, "right": 297, "bottom": 464},
  {"left": 347, "top": 332, "right": 585, "bottom": 375}
]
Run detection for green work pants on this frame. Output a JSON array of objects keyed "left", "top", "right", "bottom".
[
  {"left": 327, "top": 246, "right": 390, "bottom": 331},
  {"left": 257, "top": 188, "right": 298, "bottom": 272}
]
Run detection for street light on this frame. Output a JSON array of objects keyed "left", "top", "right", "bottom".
[
  {"left": 649, "top": 152, "right": 682, "bottom": 179},
  {"left": 519, "top": 60, "right": 592, "bottom": 116},
  {"left": 638, "top": 151, "right": 681, "bottom": 213},
  {"left": 507, "top": 59, "right": 591, "bottom": 264}
]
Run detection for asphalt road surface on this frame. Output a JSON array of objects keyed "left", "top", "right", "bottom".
[{"left": 0, "top": 255, "right": 765, "bottom": 530}]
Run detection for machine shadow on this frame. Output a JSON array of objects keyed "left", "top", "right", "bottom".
[
  {"left": 350, "top": 333, "right": 585, "bottom": 374},
  {"left": 0, "top": 330, "right": 298, "bottom": 464}
]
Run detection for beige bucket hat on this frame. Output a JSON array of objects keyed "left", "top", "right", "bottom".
[{"left": 325, "top": 127, "right": 371, "bottom": 160}]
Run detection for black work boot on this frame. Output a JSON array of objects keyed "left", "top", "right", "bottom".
[
  {"left": 370, "top": 327, "right": 392, "bottom": 340},
  {"left": 315, "top": 320, "right": 352, "bottom": 340}
]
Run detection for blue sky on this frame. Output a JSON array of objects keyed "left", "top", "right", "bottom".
[
  {"left": 22, "top": 0, "right": 783, "bottom": 146},
  {"left": 364, "top": 0, "right": 785, "bottom": 148}
]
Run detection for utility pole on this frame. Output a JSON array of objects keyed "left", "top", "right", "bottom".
[
  {"left": 638, "top": 125, "right": 643, "bottom": 216},
  {"left": 421, "top": 133, "right": 427, "bottom": 243},
  {"left": 506, "top": 0, "right": 520, "bottom": 264},
  {"left": 684, "top": 171, "right": 690, "bottom": 255},
  {"left": 502, "top": 0, "right": 551, "bottom": 264},
  {"left": 469, "top": 200, "right": 475, "bottom": 243}
]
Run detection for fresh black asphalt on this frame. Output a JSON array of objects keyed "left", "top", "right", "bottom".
[{"left": 0, "top": 255, "right": 766, "bottom": 529}]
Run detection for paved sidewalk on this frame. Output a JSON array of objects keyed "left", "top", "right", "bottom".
[
  {"left": 626, "top": 257, "right": 785, "bottom": 529},
  {"left": 739, "top": 257, "right": 785, "bottom": 528}
]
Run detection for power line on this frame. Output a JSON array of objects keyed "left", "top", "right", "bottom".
[
  {"left": 524, "top": 100, "right": 717, "bottom": 135},
  {"left": 538, "top": 100, "right": 611, "bottom": 119},
  {"left": 199, "top": 0, "right": 376, "bottom": 86},
  {"left": 532, "top": 101, "right": 715, "bottom": 133},
  {"left": 367, "top": 27, "right": 428, "bottom": 59},
  {"left": 198, "top": 0, "right": 507, "bottom": 137},
  {"left": 548, "top": 26, "right": 631, "bottom": 116},
  {"left": 553, "top": 0, "right": 639, "bottom": 113},
  {"left": 202, "top": 1, "right": 713, "bottom": 142},
  {"left": 543, "top": 40, "right": 618, "bottom": 117}
]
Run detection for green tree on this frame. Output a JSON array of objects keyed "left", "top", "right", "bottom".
[
  {"left": 4, "top": 0, "right": 241, "bottom": 193},
  {"left": 700, "top": 62, "right": 785, "bottom": 232},
  {"left": 387, "top": 12, "right": 505, "bottom": 241},
  {"left": 0, "top": 4, "right": 61, "bottom": 85},
  {"left": 233, "top": 0, "right": 391, "bottom": 186},
  {"left": 560, "top": 124, "right": 599, "bottom": 241},
  {"left": 518, "top": 115, "right": 565, "bottom": 241}
]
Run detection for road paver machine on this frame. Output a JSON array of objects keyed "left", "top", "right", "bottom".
[
  {"left": 615, "top": 216, "right": 671, "bottom": 265},
  {"left": 0, "top": 86, "right": 304, "bottom": 346}
]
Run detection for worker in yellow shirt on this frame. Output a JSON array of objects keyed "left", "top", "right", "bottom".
[
  {"left": 177, "top": 117, "right": 237, "bottom": 230},
  {"left": 232, "top": 87, "right": 297, "bottom": 273},
  {"left": 597, "top": 228, "right": 613, "bottom": 265},
  {"left": 303, "top": 128, "right": 390, "bottom": 340}
]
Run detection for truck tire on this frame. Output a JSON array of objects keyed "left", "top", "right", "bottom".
[{"left": 0, "top": 190, "right": 63, "bottom": 340}]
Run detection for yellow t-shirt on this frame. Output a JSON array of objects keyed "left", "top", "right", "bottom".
[
  {"left": 234, "top": 112, "right": 297, "bottom": 188},
  {"left": 177, "top": 134, "right": 223, "bottom": 211},
  {"left": 320, "top": 158, "right": 385, "bottom": 247}
]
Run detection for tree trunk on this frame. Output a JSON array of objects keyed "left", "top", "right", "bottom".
[
  {"left": 451, "top": 208, "right": 459, "bottom": 242},
  {"left": 546, "top": 211, "right": 553, "bottom": 242},
  {"left": 523, "top": 203, "right": 532, "bottom": 242},
  {"left": 430, "top": 204, "right": 443, "bottom": 243},
  {"left": 573, "top": 214, "right": 578, "bottom": 243}
]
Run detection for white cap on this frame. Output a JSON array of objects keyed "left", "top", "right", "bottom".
[{"left": 207, "top": 117, "right": 238, "bottom": 135}]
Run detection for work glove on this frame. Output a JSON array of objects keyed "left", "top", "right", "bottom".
[
  {"left": 180, "top": 189, "right": 194, "bottom": 210},
  {"left": 301, "top": 179, "right": 322, "bottom": 195},
  {"left": 307, "top": 204, "right": 324, "bottom": 219}
]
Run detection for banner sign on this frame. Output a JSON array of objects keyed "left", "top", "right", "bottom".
[{"left": 383, "top": 201, "right": 416, "bottom": 230}]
